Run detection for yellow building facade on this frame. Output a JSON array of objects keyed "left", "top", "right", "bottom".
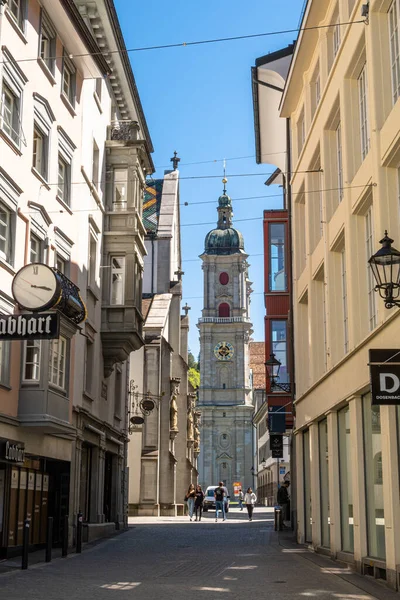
[{"left": 280, "top": 0, "right": 400, "bottom": 589}]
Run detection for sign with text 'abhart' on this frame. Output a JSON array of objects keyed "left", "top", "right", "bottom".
[
  {"left": 369, "top": 349, "right": 400, "bottom": 405},
  {"left": 0, "top": 313, "right": 60, "bottom": 341}
]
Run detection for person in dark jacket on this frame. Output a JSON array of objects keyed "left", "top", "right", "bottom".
[
  {"left": 277, "top": 481, "right": 290, "bottom": 526},
  {"left": 194, "top": 484, "right": 205, "bottom": 521}
]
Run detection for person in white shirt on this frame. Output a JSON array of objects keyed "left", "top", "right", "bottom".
[{"left": 244, "top": 487, "right": 257, "bottom": 521}]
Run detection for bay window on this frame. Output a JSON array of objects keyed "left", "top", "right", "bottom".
[{"left": 110, "top": 256, "right": 125, "bottom": 305}]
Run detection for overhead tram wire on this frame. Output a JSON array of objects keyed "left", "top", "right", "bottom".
[
  {"left": 154, "top": 151, "right": 287, "bottom": 169},
  {"left": 22, "top": 183, "right": 375, "bottom": 218},
  {"left": 0, "top": 19, "right": 366, "bottom": 66}
]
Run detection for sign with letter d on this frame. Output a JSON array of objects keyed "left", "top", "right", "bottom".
[{"left": 369, "top": 349, "right": 400, "bottom": 405}]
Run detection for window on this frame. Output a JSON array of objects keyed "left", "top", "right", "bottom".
[
  {"left": 358, "top": 64, "right": 370, "bottom": 160},
  {"left": 55, "top": 254, "right": 67, "bottom": 274},
  {"left": 30, "top": 233, "right": 42, "bottom": 263},
  {"left": 32, "top": 126, "right": 48, "bottom": 179},
  {"left": 297, "top": 109, "right": 305, "bottom": 155},
  {"left": 95, "top": 78, "right": 102, "bottom": 101},
  {"left": 1, "top": 83, "right": 20, "bottom": 144},
  {"left": 341, "top": 249, "right": 349, "bottom": 353},
  {"left": 49, "top": 336, "right": 67, "bottom": 389},
  {"left": 88, "top": 232, "right": 97, "bottom": 289},
  {"left": 219, "top": 272, "right": 229, "bottom": 285},
  {"left": 319, "top": 419, "right": 330, "bottom": 548},
  {"left": 366, "top": 208, "right": 377, "bottom": 330},
  {"left": 338, "top": 406, "right": 354, "bottom": 553},
  {"left": 112, "top": 168, "right": 127, "bottom": 211},
  {"left": 333, "top": 17, "right": 341, "bottom": 59},
  {"left": 271, "top": 320, "right": 289, "bottom": 384},
  {"left": 363, "top": 394, "right": 385, "bottom": 559},
  {"left": 39, "top": 11, "right": 56, "bottom": 74},
  {"left": 23, "top": 340, "right": 41, "bottom": 381},
  {"left": 8, "top": 0, "right": 25, "bottom": 30},
  {"left": 110, "top": 256, "right": 125, "bottom": 305},
  {"left": 0, "top": 341, "right": 11, "bottom": 386},
  {"left": 218, "top": 303, "right": 230, "bottom": 318},
  {"left": 389, "top": 1, "right": 400, "bottom": 104},
  {"left": 311, "top": 63, "right": 320, "bottom": 118},
  {"left": 336, "top": 122, "right": 344, "bottom": 201},
  {"left": 92, "top": 141, "right": 100, "bottom": 189},
  {"left": 57, "top": 155, "right": 71, "bottom": 205},
  {"left": 85, "top": 339, "right": 94, "bottom": 394},
  {"left": 0, "top": 203, "right": 12, "bottom": 263},
  {"left": 115, "top": 364, "right": 122, "bottom": 417},
  {"left": 269, "top": 223, "right": 286, "bottom": 291},
  {"left": 61, "top": 55, "right": 76, "bottom": 106}
]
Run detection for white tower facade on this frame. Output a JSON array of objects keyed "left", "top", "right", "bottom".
[{"left": 197, "top": 185, "right": 254, "bottom": 496}]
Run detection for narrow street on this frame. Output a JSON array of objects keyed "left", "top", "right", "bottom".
[{"left": 0, "top": 508, "right": 396, "bottom": 600}]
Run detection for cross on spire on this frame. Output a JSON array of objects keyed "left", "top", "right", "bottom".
[
  {"left": 182, "top": 303, "right": 191, "bottom": 316},
  {"left": 170, "top": 151, "right": 180, "bottom": 171},
  {"left": 222, "top": 159, "right": 227, "bottom": 194}
]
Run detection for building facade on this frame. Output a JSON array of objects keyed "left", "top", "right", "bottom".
[
  {"left": 197, "top": 185, "right": 254, "bottom": 495},
  {"left": 128, "top": 167, "right": 199, "bottom": 516},
  {"left": 0, "top": 0, "right": 152, "bottom": 554},
  {"left": 279, "top": 0, "right": 400, "bottom": 590}
]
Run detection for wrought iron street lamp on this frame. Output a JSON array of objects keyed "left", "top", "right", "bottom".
[
  {"left": 265, "top": 353, "right": 291, "bottom": 393},
  {"left": 128, "top": 380, "right": 164, "bottom": 431},
  {"left": 369, "top": 231, "right": 400, "bottom": 309}
]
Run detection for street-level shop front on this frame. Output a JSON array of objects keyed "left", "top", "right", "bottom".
[{"left": 0, "top": 434, "right": 71, "bottom": 558}]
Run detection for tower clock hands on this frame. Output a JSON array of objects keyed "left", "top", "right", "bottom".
[{"left": 30, "top": 285, "right": 52, "bottom": 291}]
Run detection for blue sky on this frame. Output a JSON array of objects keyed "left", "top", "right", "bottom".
[{"left": 115, "top": 0, "right": 304, "bottom": 356}]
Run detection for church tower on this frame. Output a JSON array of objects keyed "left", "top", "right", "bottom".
[{"left": 197, "top": 179, "right": 254, "bottom": 496}]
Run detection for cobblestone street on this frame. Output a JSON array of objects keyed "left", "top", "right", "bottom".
[{"left": 0, "top": 508, "right": 397, "bottom": 600}]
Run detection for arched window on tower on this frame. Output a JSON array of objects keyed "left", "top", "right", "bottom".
[{"left": 219, "top": 303, "right": 230, "bottom": 317}]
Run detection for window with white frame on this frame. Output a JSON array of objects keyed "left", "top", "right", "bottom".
[
  {"left": 23, "top": 340, "right": 41, "bottom": 381},
  {"left": 61, "top": 54, "right": 76, "bottom": 106},
  {"left": 49, "top": 336, "right": 67, "bottom": 389},
  {"left": 341, "top": 249, "right": 349, "bottom": 354},
  {"left": 336, "top": 121, "right": 344, "bottom": 201},
  {"left": 39, "top": 11, "right": 56, "bottom": 74},
  {"left": 311, "top": 63, "right": 320, "bottom": 118},
  {"left": 55, "top": 254, "right": 66, "bottom": 274},
  {"left": 85, "top": 338, "right": 94, "bottom": 394},
  {"left": 0, "top": 341, "right": 11, "bottom": 387},
  {"left": 112, "top": 168, "right": 128, "bottom": 211},
  {"left": 92, "top": 141, "right": 100, "bottom": 189},
  {"left": 57, "top": 155, "right": 71, "bottom": 205},
  {"left": 358, "top": 64, "right": 370, "bottom": 161},
  {"left": 388, "top": 1, "right": 400, "bottom": 105},
  {"left": 366, "top": 207, "right": 377, "bottom": 330},
  {"left": 88, "top": 231, "right": 97, "bottom": 289},
  {"left": 32, "top": 125, "right": 48, "bottom": 179},
  {"left": 8, "top": 0, "right": 26, "bottom": 31},
  {"left": 297, "top": 108, "right": 305, "bottom": 156},
  {"left": 30, "top": 232, "right": 42, "bottom": 263},
  {"left": 1, "top": 83, "right": 21, "bottom": 144},
  {"left": 110, "top": 256, "right": 126, "bottom": 305},
  {"left": 333, "top": 17, "right": 341, "bottom": 59},
  {"left": 0, "top": 203, "right": 12, "bottom": 263}
]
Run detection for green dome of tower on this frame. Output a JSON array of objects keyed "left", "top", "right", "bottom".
[{"left": 203, "top": 180, "right": 244, "bottom": 255}]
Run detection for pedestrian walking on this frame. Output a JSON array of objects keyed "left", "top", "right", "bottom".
[
  {"left": 277, "top": 481, "right": 290, "bottom": 528},
  {"left": 214, "top": 482, "right": 225, "bottom": 522},
  {"left": 244, "top": 487, "right": 257, "bottom": 521},
  {"left": 194, "top": 484, "right": 205, "bottom": 521},
  {"left": 185, "top": 484, "right": 196, "bottom": 521},
  {"left": 238, "top": 489, "right": 244, "bottom": 510},
  {"left": 222, "top": 482, "right": 229, "bottom": 519}
]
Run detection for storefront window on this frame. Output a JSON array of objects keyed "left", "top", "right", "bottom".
[
  {"left": 338, "top": 406, "right": 354, "bottom": 553},
  {"left": 303, "top": 429, "right": 312, "bottom": 542},
  {"left": 363, "top": 393, "right": 385, "bottom": 559},
  {"left": 319, "top": 419, "right": 330, "bottom": 548}
]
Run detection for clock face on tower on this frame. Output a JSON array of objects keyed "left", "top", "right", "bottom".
[{"left": 214, "top": 341, "right": 234, "bottom": 361}]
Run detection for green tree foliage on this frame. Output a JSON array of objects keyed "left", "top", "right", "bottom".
[
  {"left": 188, "top": 350, "right": 199, "bottom": 370},
  {"left": 188, "top": 367, "right": 200, "bottom": 389}
]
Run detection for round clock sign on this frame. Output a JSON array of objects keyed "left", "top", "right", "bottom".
[
  {"left": 214, "top": 341, "right": 234, "bottom": 361},
  {"left": 12, "top": 263, "right": 62, "bottom": 312}
]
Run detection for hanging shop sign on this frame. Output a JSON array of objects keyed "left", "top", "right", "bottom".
[
  {"left": 0, "top": 312, "right": 60, "bottom": 341},
  {"left": 1, "top": 439, "right": 25, "bottom": 463},
  {"left": 268, "top": 406, "right": 286, "bottom": 433},
  {"left": 12, "top": 263, "right": 86, "bottom": 325},
  {"left": 270, "top": 434, "right": 283, "bottom": 458},
  {"left": 369, "top": 349, "right": 400, "bottom": 405}
]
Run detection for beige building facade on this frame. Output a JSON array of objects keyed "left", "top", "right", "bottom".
[{"left": 278, "top": 0, "right": 400, "bottom": 589}]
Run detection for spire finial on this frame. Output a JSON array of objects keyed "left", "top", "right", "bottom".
[
  {"left": 170, "top": 151, "right": 180, "bottom": 171},
  {"left": 222, "top": 159, "right": 227, "bottom": 194}
]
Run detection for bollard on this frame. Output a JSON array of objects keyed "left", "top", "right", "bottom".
[
  {"left": 21, "top": 518, "right": 30, "bottom": 570},
  {"left": 76, "top": 511, "right": 83, "bottom": 554},
  {"left": 45, "top": 517, "right": 53, "bottom": 563},
  {"left": 274, "top": 507, "right": 283, "bottom": 531},
  {"left": 62, "top": 515, "right": 69, "bottom": 557}
]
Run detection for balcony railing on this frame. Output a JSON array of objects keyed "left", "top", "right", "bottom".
[
  {"left": 108, "top": 120, "right": 140, "bottom": 142},
  {"left": 198, "top": 316, "right": 251, "bottom": 324}
]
